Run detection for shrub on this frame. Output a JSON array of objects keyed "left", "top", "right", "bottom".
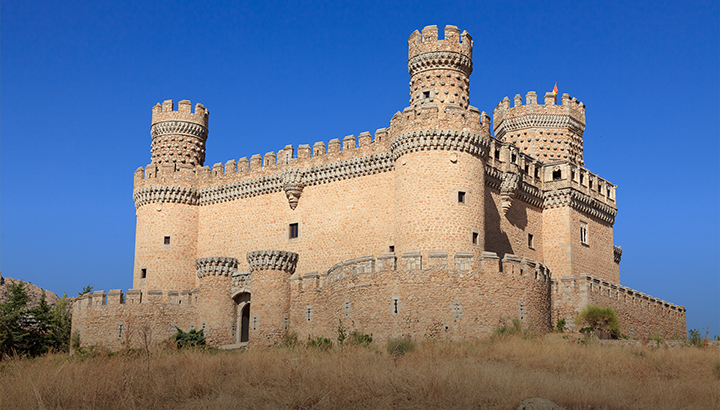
[
  {"left": 686, "top": 327, "right": 710, "bottom": 348},
  {"left": 307, "top": 335, "right": 333, "bottom": 351},
  {"left": 282, "top": 331, "right": 299, "bottom": 348},
  {"left": 349, "top": 330, "right": 373, "bottom": 347},
  {"left": 556, "top": 318, "right": 566, "bottom": 333},
  {"left": 171, "top": 327, "right": 206, "bottom": 348},
  {"left": 574, "top": 305, "right": 620, "bottom": 339},
  {"left": 386, "top": 336, "right": 415, "bottom": 355}
]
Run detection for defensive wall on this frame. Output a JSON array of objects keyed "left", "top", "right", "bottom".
[{"left": 552, "top": 274, "right": 686, "bottom": 337}]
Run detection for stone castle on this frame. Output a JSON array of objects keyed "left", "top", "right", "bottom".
[{"left": 72, "top": 25, "right": 685, "bottom": 348}]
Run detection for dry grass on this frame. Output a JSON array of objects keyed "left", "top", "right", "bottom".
[{"left": 1, "top": 334, "right": 718, "bottom": 409}]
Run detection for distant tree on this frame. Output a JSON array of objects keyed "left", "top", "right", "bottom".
[{"left": 0, "top": 283, "right": 73, "bottom": 358}]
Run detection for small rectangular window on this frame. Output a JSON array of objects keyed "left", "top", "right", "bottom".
[
  {"left": 580, "top": 222, "right": 589, "bottom": 245},
  {"left": 524, "top": 164, "right": 529, "bottom": 174},
  {"left": 472, "top": 232, "right": 479, "bottom": 245},
  {"left": 494, "top": 149, "right": 500, "bottom": 160},
  {"left": 528, "top": 234, "right": 534, "bottom": 249},
  {"left": 552, "top": 170, "right": 562, "bottom": 180},
  {"left": 423, "top": 91, "right": 430, "bottom": 99},
  {"left": 458, "top": 191, "right": 466, "bottom": 203},
  {"left": 289, "top": 223, "right": 299, "bottom": 239},
  {"left": 164, "top": 236, "right": 171, "bottom": 245},
  {"left": 389, "top": 245, "right": 395, "bottom": 253},
  {"left": 534, "top": 167, "right": 539, "bottom": 179},
  {"left": 141, "top": 268, "right": 147, "bottom": 279},
  {"left": 511, "top": 153, "right": 517, "bottom": 163}
]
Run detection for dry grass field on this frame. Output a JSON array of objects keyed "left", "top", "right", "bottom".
[{"left": 1, "top": 334, "right": 718, "bottom": 410}]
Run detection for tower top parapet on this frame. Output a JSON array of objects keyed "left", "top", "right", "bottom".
[
  {"left": 151, "top": 99, "right": 208, "bottom": 128},
  {"left": 492, "top": 92, "right": 587, "bottom": 165},
  {"left": 408, "top": 25, "right": 473, "bottom": 78}
]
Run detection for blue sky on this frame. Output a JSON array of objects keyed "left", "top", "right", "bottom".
[{"left": 2, "top": 0, "right": 718, "bottom": 336}]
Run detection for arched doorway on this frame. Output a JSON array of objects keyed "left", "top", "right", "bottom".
[{"left": 233, "top": 292, "right": 251, "bottom": 345}]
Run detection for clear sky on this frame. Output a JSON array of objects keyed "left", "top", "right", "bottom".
[{"left": 2, "top": 0, "right": 718, "bottom": 336}]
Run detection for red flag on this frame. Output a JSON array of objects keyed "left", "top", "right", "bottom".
[{"left": 553, "top": 83, "right": 559, "bottom": 102}]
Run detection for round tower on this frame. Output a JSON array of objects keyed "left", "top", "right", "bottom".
[
  {"left": 246, "top": 250, "right": 298, "bottom": 347},
  {"left": 390, "top": 26, "right": 490, "bottom": 266},
  {"left": 195, "top": 257, "right": 238, "bottom": 346},
  {"left": 150, "top": 99, "right": 209, "bottom": 167},
  {"left": 132, "top": 99, "right": 205, "bottom": 292},
  {"left": 492, "top": 92, "right": 586, "bottom": 166}
]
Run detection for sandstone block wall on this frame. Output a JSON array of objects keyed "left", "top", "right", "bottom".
[{"left": 71, "top": 289, "right": 198, "bottom": 351}]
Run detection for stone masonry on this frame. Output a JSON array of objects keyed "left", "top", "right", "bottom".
[{"left": 72, "top": 25, "right": 685, "bottom": 349}]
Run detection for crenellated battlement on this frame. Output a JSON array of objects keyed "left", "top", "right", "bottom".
[
  {"left": 290, "top": 251, "right": 551, "bottom": 291},
  {"left": 73, "top": 288, "right": 198, "bottom": 308},
  {"left": 151, "top": 99, "right": 209, "bottom": 128},
  {"left": 408, "top": 25, "right": 473, "bottom": 75},
  {"left": 493, "top": 92, "right": 586, "bottom": 166}
]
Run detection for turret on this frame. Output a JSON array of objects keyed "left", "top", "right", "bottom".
[
  {"left": 408, "top": 25, "right": 473, "bottom": 111},
  {"left": 492, "top": 92, "right": 586, "bottom": 166},
  {"left": 150, "top": 100, "right": 209, "bottom": 167}
]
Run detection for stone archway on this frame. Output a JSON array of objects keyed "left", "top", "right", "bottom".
[{"left": 233, "top": 292, "right": 251, "bottom": 345}]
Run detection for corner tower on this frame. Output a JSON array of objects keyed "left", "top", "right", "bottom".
[
  {"left": 389, "top": 25, "right": 490, "bottom": 266},
  {"left": 151, "top": 100, "right": 209, "bottom": 167},
  {"left": 493, "top": 92, "right": 586, "bottom": 165}
]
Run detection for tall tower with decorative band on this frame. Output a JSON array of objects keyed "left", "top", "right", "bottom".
[
  {"left": 150, "top": 100, "right": 209, "bottom": 167},
  {"left": 389, "top": 25, "right": 490, "bottom": 266}
]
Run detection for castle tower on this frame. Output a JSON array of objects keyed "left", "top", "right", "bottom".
[
  {"left": 408, "top": 25, "right": 473, "bottom": 112},
  {"left": 195, "top": 257, "right": 238, "bottom": 346},
  {"left": 246, "top": 250, "right": 298, "bottom": 347},
  {"left": 150, "top": 100, "right": 209, "bottom": 167},
  {"left": 132, "top": 100, "right": 204, "bottom": 291},
  {"left": 390, "top": 26, "right": 489, "bottom": 265},
  {"left": 492, "top": 92, "right": 586, "bottom": 166}
]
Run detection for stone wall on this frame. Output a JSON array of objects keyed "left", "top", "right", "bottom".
[
  {"left": 71, "top": 289, "right": 198, "bottom": 351},
  {"left": 552, "top": 275, "right": 686, "bottom": 338},
  {"left": 288, "top": 251, "right": 552, "bottom": 343}
]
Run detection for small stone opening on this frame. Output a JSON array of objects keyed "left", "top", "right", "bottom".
[
  {"left": 552, "top": 169, "right": 562, "bottom": 180},
  {"left": 472, "top": 232, "right": 479, "bottom": 245},
  {"left": 528, "top": 234, "right": 534, "bottom": 249},
  {"left": 141, "top": 268, "right": 147, "bottom": 279},
  {"left": 458, "top": 191, "right": 466, "bottom": 203},
  {"left": 163, "top": 236, "right": 171, "bottom": 245},
  {"left": 289, "top": 223, "right": 299, "bottom": 239}
]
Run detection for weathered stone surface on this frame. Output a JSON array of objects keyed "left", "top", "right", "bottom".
[{"left": 517, "top": 398, "right": 565, "bottom": 410}]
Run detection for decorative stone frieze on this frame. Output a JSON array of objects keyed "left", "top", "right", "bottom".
[
  {"left": 133, "top": 185, "right": 199, "bottom": 208},
  {"left": 543, "top": 188, "right": 617, "bottom": 223},
  {"left": 390, "top": 129, "right": 488, "bottom": 160},
  {"left": 150, "top": 120, "right": 208, "bottom": 140},
  {"left": 493, "top": 114, "right": 585, "bottom": 139},
  {"left": 246, "top": 250, "right": 299, "bottom": 274},
  {"left": 195, "top": 257, "right": 239, "bottom": 278},
  {"left": 408, "top": 51, "right": 473, "bottom": 78},
  {"left": 231, "top": 270, "right": 251, "bottom": 287}
]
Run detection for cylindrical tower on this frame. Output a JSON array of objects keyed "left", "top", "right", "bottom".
[
  {"left": 151, "top": 99, "right": 209, "bottom": 167},
  {"left": 390, "top": 26, "right": 490, "bottom": 266},
  {"left": 195, "top": 257, "right": 237, "bottom": 346},
  {"left": 246, "top": 250, "right": 299, "bottom": 347},
  {"left": 492, "top": 92, "right": 586, "bottom": 165},
  {"left": 132, "top": 99, "right": 205, "bottom": 291}
]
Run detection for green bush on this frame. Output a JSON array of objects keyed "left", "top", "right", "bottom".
[
  {"left": 556, "top": 318, "right": 566, "bottom": 333},
  {"left": 307, "top": 335, "right": 333, "bottom": 351},
  {"left": 574, "top": 305, "right": 620, "bottom": 339},
  {"left": 349, "top": 330, "right": 373, "bottom": 347},
  {"left": 386, "top": 336, "right": 415, "bottom": 355},
  {"left": 171, "top": 327, "right": 206, "bottom": 348},
  {"left": 687, "top": 327, "right": 709, "bottom": 348}
]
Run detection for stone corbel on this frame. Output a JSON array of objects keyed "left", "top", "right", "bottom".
[
  {"left": 281, "top": 168, "right": 305, "bottom": 210},
  {"left": 500, "top": 167, "right": 520, "bottom": 215}
]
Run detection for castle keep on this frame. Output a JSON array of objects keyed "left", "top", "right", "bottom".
[{"left": 72, "top": 26, "right": 685, "bottom": 348}]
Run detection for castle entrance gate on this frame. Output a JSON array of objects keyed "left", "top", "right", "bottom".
[{"left": 233, "top": 292, "right": 251, "bottom": 344}]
